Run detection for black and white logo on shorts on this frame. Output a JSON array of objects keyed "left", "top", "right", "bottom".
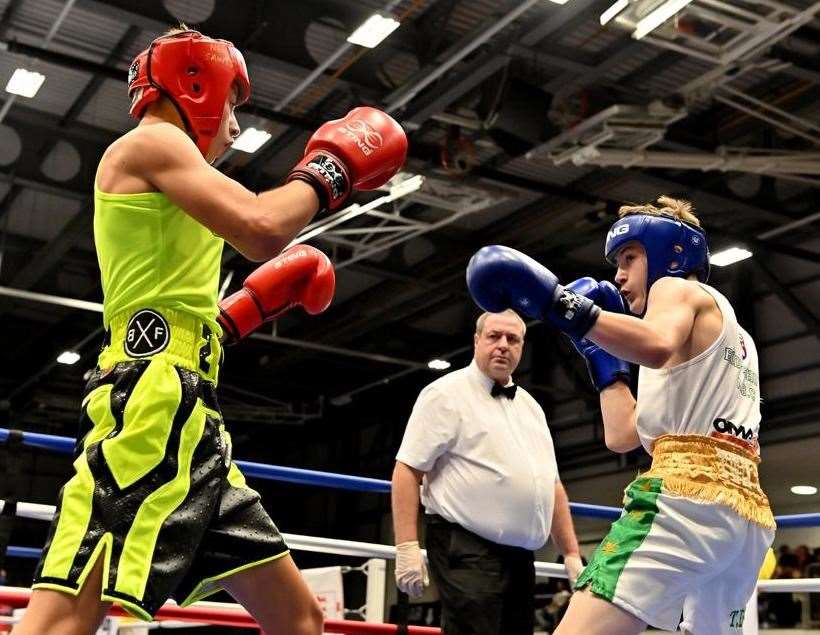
[{"left": 125, "top": 309, "right": 170, "bottom": 357}]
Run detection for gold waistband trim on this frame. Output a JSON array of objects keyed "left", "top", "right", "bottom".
[{"left": 643, "top": 434, "right": 775, "bottom": 529}]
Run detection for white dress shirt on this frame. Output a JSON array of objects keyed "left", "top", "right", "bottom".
[{"left": 396, "top": 360, "right": 558, "bottom": 550}]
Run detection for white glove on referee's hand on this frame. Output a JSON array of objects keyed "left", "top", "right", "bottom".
[
  {"left": 395, "top": 540, "right": 429, "bottom": 598},
  {"left": 564, "top": 554, "right": 584, "bottom": 588}
]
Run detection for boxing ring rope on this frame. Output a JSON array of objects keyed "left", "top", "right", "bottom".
[
  {"left": 0, "top": 499, "right": 568, "bottom": 581},
  {"left": 0, "top": 427, "right": 813, "bottom": 527},
  {"left": 5, "top": 498, "right": 820, "bottom": 592},
  {"left": 4, "top": 426, "right": 820, "bottom": 635},
  {"left": 0, "top": 584, "right": 814, "bottom": 632},
  {"left": 0, "top": 586, "right": 443, "bottom": 633}
]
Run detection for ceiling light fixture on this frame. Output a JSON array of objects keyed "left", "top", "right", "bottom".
[
  {"left": 57, "top": 351, "right": 80, "bottom": 365},
  {"left": 710, "top": 247, "right": 753, "bottom": 267},
  {"left": 347, "top": 14, "right": 400, "bottom": 48},
  {"left": 601, "top": 0, "right": 630, "bottom": 25},
  {"left": 232, "top": 128, "right": 272, "bottom": 153},
  {"left": 633, "top": 0, "right": 694, "bottom": 40},
  {"left": 6, "top": 68, "right": 46, "bottom": 98}
]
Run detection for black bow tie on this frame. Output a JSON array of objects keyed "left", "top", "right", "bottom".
[{"left": 491, "top": 382, "right": 517, "bottom": 400}]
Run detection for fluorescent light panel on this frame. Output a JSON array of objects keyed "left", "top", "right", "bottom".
[
  {"left": 389, "top": 173, "right": 424, "bottom": 198},
  {"left": 710, "top": 247, "right": 752, "bottom": 267},
  {"left": 547, "top": 0, "right": 571, "bottom": 4},
  {"left": 347, "top": 14, "right": 400, "bottom": 48},
  {"left": 232, "top": 127, "right": 272, "bottom": 153},
  {"left": 633, "top": 0, "right": 694, "bottom": 40},
  {"left": 601, "top": 0, "right": 630, "bottom": 25},
  {"left": 428, "top": 359, "right": 451, "bottom": 370},
  {"left": 6, "top": 68, "right": 46, "bottom": 98},
  {"left": 791, "top": 485, "right": 818, "bottom": 496},
  {"left": 57, "top": 351, "right": 80, "bottom": 365}
]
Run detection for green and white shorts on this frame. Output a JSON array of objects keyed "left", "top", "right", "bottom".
[{"left": 576, "top": 476, "right": 774, "bottom": 633}]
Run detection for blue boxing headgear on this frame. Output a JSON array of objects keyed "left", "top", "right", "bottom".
[{"left": 605, "top": 213, "right": 710, "bottom": 293}]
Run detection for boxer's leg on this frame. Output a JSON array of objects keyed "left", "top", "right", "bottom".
[
  {"left": 221, "top": 555, "right": 324, "bottom": 635},
  {"left": 555, "top": 589, "right": 645, "bottom": 635},
  {"left": 11, "top": 555, "right": 111, "bottom": 635},
  {"left": 560, "top": 477, "right": 739, "bottom": 633},
  {"left": 175, "top": 460, "right": 305, "bottom": 632},
  {"left": 681, "top": 521, "right": 775, "bottom": 634}
]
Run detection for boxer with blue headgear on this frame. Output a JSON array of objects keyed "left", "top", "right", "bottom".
[
  {"left": 465, "top": 196, "right": 774, "bottom": 635},
  {"left": 603, "top": 197, "right": 710, "bottom": 316}
]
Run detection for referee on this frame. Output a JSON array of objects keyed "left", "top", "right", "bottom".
[{"left": 391, "top": 309, "right": 582, "bottom": 635}]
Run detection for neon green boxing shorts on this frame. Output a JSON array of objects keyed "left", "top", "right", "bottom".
[{"left": 32, "top": 307, "right": 289, "bottom": 620}]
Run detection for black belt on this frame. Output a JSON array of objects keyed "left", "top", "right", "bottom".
[{"left": 425, "top": 514, "right": 532, "bottom": 555}]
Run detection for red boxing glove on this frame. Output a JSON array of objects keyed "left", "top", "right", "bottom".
[
  {"left": 287, "top": 106, "right": 408, "bottom": 212},
  {"left": 218, "top": 245, "right": 335, "bottom": 344}
]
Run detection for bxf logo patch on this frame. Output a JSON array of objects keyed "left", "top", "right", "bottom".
[{"left": 125, "top": 309, "right": 170, "bottom": 357}]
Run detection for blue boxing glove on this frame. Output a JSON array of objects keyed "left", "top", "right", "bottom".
[
  {"left": 565, "top": 277, "right": 630, "bottom": 391},
  {"left": 466, "top": 245, "right": 600, "bottom": 340}
]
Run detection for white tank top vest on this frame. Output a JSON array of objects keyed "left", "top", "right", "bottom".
[{"left": 636, "top": 283, "right": 761, "bottom": 453}]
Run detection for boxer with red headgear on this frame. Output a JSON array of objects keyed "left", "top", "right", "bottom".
[
  {"left": 13, "top": 28, "right": 406, "bottom": 635},
  {"left": 127, "top": 30, "right": 252, "bottom": 158}
]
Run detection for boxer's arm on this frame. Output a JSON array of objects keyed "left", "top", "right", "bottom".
[
  {"left": 585, "top": 277, "right": 697, "bottom": 368},
  {"left": 599, "top": 381, "right": 640, "bottom": 452},
  {"left": 391, "top": 461, "right": 425, "bottom": 544},
  {"left": 134, "top": 123, "right": 319, "bottom": 261}
]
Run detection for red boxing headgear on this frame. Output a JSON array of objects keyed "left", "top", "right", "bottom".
[{"left": 128, "top": 30, "right": 251, "bottom": 157}]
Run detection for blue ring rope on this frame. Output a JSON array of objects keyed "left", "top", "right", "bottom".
[{"left": 0, "top": 427, "right": 812, "bottom": 526}]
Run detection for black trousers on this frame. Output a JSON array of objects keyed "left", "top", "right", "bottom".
[{"left": 425, "top": 515, "right": 535, "bottom": 635}]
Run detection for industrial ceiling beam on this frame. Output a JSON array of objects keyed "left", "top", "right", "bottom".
[{"left": 754, "top": 259, "right": 820, "bottom": 340}]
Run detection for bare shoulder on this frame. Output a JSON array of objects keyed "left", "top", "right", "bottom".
[
  {"left": 98, "top": 123, "right": 199, "bottom": 193},
  {"left": 647, "top": 276, "right": 689, "bottom": 303},
  {"left": 650, "top": 276, "right": 715, "bottom": 312},
  {"left": 649, "top": 276, "right": 697, "bottom": 302},
  {"left": 123, "top": 123, "right": 197, "bottom": 168}
]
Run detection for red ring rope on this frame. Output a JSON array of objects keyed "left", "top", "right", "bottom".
[{"left": 0, "top": 587, "right": 441, "bottom": 634}]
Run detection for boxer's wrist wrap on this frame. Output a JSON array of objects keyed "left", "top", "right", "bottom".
[
  {"left": 548, "top": 287, "right": 601, "bottom": 340},
  {"left": 287, "top": 151, "right": 350, "bottom": 213}
]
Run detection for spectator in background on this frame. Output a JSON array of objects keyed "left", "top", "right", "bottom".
[
  {"left": 539, "top": 579, "right": 572, "bottom": 632},
  {"left": 776, "top": 552, "right": 802, "bottom": 579},
  {"left": 763, "top": 553, "right": 803, "bottom": 628},
  {"left": 795, "top": 545, "right": 811, "bottom": 575}
]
